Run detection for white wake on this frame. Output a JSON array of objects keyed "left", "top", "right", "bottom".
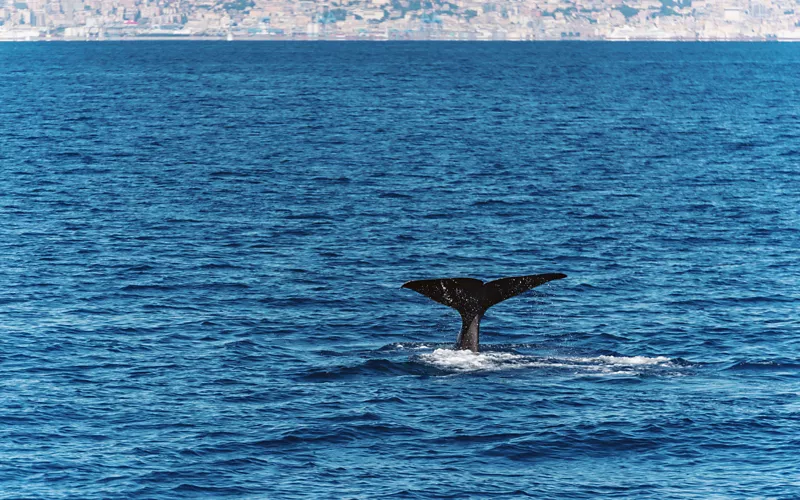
[{"left": 417, "top": 348, "right": 675, "bottom": 374}]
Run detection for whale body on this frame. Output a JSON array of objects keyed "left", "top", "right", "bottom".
[{"left": 402, "top": 273, "right": 567, "bottom": 352}]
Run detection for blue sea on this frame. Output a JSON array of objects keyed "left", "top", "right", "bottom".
[{"left": 1, "top": 42, "right": 798, "bottom": 498}]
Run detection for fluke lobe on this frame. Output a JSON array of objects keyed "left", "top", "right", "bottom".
[{"left": 402, "top": 273, "right": 567, "bottom": 352}]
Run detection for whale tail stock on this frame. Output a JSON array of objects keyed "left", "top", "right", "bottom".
[{"left": 401, "top": 273, "right": 567, "bottom": 352}]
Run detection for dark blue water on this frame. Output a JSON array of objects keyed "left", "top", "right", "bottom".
[{"left": 1, "top": 42, "right": 799, "bottom": 498}]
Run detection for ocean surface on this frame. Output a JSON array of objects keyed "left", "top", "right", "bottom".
[{"left": 1, "top": 42, "right": 798, "bottom": 498}]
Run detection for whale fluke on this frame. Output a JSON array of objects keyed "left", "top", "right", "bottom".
[{"left": 402, "top": 273, "right": 566, "bottom": 352}]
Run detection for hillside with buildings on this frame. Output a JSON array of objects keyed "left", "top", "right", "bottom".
[{"left": 1, "top": 0, "right": 799, "bottom": 40}]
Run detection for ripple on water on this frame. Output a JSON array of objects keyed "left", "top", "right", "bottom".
[{"left": 1, "top": 42, "right": 799, "bottom": 499}]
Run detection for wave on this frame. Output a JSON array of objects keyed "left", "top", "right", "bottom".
[
  {"left": 121, "top": 282, "right": 249, "bottom": 292},
  {"left": 724, "top": 360, "right": 800, "bottom": 372},
  {"left": 300, "top": 358, "right": 452, "bottom": 381},
  {"left": 376, "top": 342, "right": 443, "bottom": 352},
  {"left": 416, "top": 349, "right": 678, "bottom": 374},
  {"left": 301, "top": 346, "right": 691, "bottom": 381}
]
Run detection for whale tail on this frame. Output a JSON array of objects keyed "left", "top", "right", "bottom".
[{"left": 402, "top": 273, "right": 566, "bottom": 352}]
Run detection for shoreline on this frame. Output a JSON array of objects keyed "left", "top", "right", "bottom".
[{"left": 2, "top": 36, "right": 800, "bottom": 42}]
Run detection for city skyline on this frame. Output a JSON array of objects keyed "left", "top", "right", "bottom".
[{"left": 2, "top": 0, "right": 800, "bottom": 40}]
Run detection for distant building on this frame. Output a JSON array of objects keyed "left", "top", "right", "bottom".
[{"left": 1, "top": 0, "right": 800, "bottom": 41}]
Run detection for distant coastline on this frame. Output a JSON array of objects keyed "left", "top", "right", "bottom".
[
  {"left": 3, "top": 0, "right": 800, "bottom": 43},
  {"left": 2, "top": 35, "right": 800, "bottom": 42}
]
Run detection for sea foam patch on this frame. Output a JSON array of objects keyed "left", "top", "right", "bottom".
[
  {"left": 418, "top": 348, "right": 527, "bottom": 371},
  {"left": 416, "top": 348, "right": 674, "bottom": 374},
  {"left": 593, "top": 355, "right": 671, "bottom": 365}
]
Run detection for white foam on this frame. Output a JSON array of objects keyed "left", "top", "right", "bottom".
[
  {"left": 419, "top": 348, "right": 527, "bottom": 371},
  {"left": 592, "top": 355, "right": 671, "bottom": 365},
  {"left": 392, "top": 343, "right": 433, "bottom": 350},
  {"left": 417, "top": 349, "right": 672, "bottom": 373}
]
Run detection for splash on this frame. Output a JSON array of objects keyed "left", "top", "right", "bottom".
[
  {"left": 593, "top": 355, "right": 672, "bottom": 365},
  {"left": 417, "top": 348, "right": 675, "bottom": 374},
  {"left": 417, "top": 349, "right": 527, "bottom": 371}
]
